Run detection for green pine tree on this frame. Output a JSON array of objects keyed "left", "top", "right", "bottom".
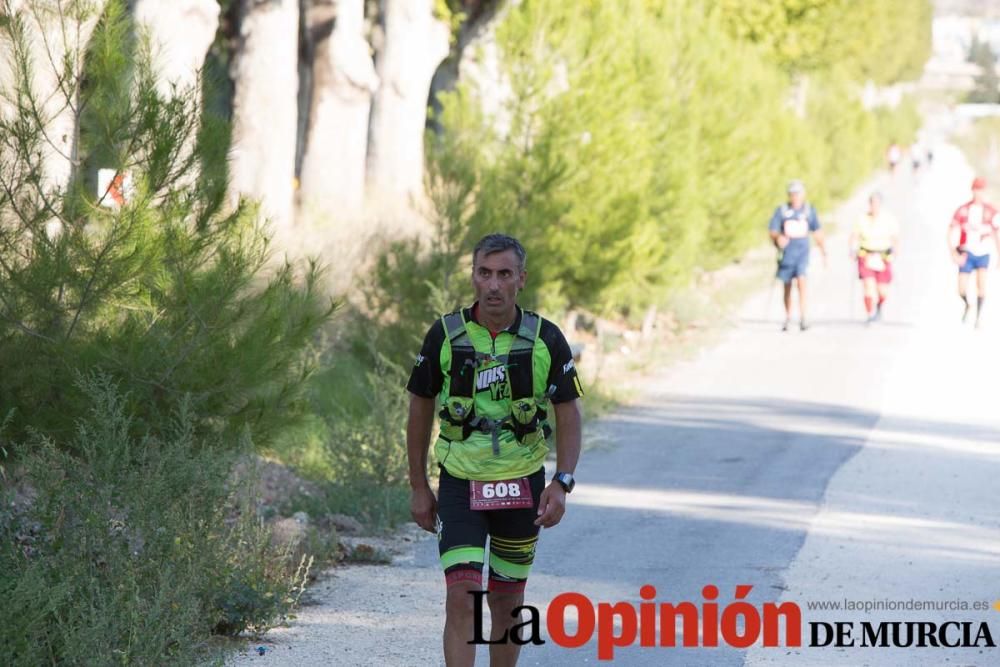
[
  {"left": 967, "top": 36, "right": 1000, "bottom": 104},
  {"left": 0, "top": 0, "right": 335, "bottom": 450}
]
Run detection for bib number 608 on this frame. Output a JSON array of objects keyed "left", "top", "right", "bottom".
[{"left": 482, "top": 482, "right": 521, "bottom": 499}]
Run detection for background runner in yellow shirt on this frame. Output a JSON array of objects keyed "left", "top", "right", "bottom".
[{"left": 849, "top": 192, "right": 900, "bottom": 323}]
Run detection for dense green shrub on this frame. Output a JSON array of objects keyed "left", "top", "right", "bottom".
[
  {"left": 710, "top": 0, "right": 932, "bottom": 84},
  {"left": 873, "top": 97, "right": 923, "bottom": 150},
  {"left": 0, "top": 376, "right": 308, "bottom": 665},
  {"left": 0, "top": 3, "right": 327, "bottom": 663}
]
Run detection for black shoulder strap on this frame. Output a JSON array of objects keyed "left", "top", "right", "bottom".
[
  {"left": 442, "top": 311, "right": 476, "bottom": 398},
  {"left": 508, "top": 311, "right": 541, "bottom": 400},
  {"left": 515, "top": 312, "right": 539, "bottom": 344},
  {"left": 443, "top": 311, "right": 469, "bottom": 344}
]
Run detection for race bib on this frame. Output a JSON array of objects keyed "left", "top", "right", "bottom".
[
  {"left": 783, "top": 216, "right": 809, "bottom": 238},
  {"left": 469, "top": 478, "right": 533, "bottom": 510},
  {"left": 864, "top": 253, "right": 886, "bottom": 272}
]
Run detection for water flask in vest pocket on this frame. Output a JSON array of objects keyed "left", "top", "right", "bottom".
[
  {"left": 440, "top": 397, "right": 474, "bottom": 440},
  {"left": 512, "top": 400, "right": 544, "bottom": 446}
]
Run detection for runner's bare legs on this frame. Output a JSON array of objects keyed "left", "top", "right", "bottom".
[
  {"left": 488, "top": 591, "right": 527, "bottom": 666},
  {"left": 796, "top": 276, "right": 808, "bottom": 326},
  {"left": 958, "top": 271, "right": 971, "bottom": 322},
  {"left": 783, "top": 282, "right": 793, "bottom": 324},
  {"left": 864, "top": 276, "right": 877, "bottom": 318},
  {"left": 975, "top": 267, "right": 988, "bottom": 326},
  {"left": 445, "top": 581, "right": 478, "bottom": 666},
  {"left": 876, "top": 281, "right": 889, "bottom": 319}
]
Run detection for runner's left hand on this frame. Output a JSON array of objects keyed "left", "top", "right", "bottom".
[{"left": 534, "top": 483, "right": 566, "bottom": 528}]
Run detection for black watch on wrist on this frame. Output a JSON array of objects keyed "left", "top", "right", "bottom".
[{"left": 554, "top": 472, "right": 575, "bottom": 493}]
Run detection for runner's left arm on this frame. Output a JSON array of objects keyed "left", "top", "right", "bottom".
[
  {"left": 535, "top": 400, "right": 581, "bottom": 529},
  {"left": 809, "top": 208, "right": 828, "bottom": 262},
  {"left": 992, "top": 211, "right": 1000, "bottom": 259},
  {"left": 552, "top": 400, "right": 582, "bottom": 477},
  {"left": 535, "top": 323, "right": 585, "bottom": 528},
  {"left": 813, "top": 229, "right": 828, "bottom": 262},
  {"left": 890, "top": 214, "right": 901, "bottom": 260}
]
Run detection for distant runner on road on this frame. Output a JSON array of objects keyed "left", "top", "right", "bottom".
[
  {"left": 909, "top": 142, "right": 922, "bottom": 175},
  {"left": 886, "top": 142, "right": 902, "bottom": 174},
  {"left": 948, "top": 177, "right": 1000, "bottom": 328},
  {"left": 850, "top": 192, "right": 900, "bottom": 324},
  {"left": 406, "top": 234, "right": 584, "bottom": 666},
  {"left": 768, "top": 180, "right": 828, "bottom": 331}
]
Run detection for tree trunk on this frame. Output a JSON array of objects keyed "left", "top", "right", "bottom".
[
  {"left": 299, "top": 0, "right": 377, "bottom": 224},
  {"left": 790, "top": 73, "right": 809, "bottom": 119},
  {"left": 4, "top": 0, "right": 108, "bottom": 193},
  {"left": 366, "top": 0, "right": 449, "bottom": 221},
  {"left": 429, "top": 1, "right": 509, "bottom": 137},
  {"left": 228, "top": 0, "right": 299, "bottom": 238},
  {"left": 132, "top": 0, "right": 219, "bottom": 190},
  {"left": 132, "top": 0, "right": 219, "bottom": 96}
]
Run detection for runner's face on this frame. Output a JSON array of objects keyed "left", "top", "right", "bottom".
[
  {"left": 789, "top": 191, "right": 805, "bottom": 208},
  {"left": 472, "top": 249, "right": 525, "bottom": 320},
  {"left": 869, "top": 197, "right": 881, "bottom": 215},
  {"left": 972, "top": 187, "right": 984, "bottom": 203}
]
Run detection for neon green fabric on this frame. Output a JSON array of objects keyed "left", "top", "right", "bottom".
[
  {"left": 435, "top": 310, "right": 553, "bottom": 481},
  {"left": 488, "top": 552, "right": 532, "bottom": 580},
  {"left": 440, "top": 546, "right": 485, "bottom": 570}
]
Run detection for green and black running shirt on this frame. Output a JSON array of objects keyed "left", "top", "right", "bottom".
[{"left": 406, "top": 303, "right": 584, "bottom": 481}]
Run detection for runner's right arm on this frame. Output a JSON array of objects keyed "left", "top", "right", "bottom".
[
  {"left": 849, "top": 213, "right": 865, "bottom": 258},
  {"left": 768, "top": 208, "right": 788, "bottom": 249},
  {"left": 407, "top": 394, "right": 438, "bottom": 532},
  {"left": 405, "top": 320, "right": 447, "bottom": 532},
  {"left": 947, "top": 215, "right": 964, "bottom": 264}
]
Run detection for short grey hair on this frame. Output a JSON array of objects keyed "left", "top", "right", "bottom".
[
  {"left": 473, "top": 234, "right": 527, "bottom": 271},
  {"left": 787, "top": 179, "right": 806, "bottom": 194}
]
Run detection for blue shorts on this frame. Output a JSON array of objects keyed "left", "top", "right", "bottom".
[
  {"left": 776, "top": 256, "right": 809, "bottom": 283},
  {"left": 960, "top": 252, "right": 991, "bottom": 273}
]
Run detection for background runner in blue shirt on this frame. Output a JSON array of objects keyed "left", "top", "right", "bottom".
[{"left": 768, "top": 180, "right": 827, "bottom": 331}]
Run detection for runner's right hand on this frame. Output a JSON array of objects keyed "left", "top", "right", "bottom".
[
  {"left": 952, "top": 251, "right": 967, "bottom": 266},
  {"left": 777, "top": 235, "right": 789, "bottom": 250},
  {"left": 410, "top": 485, "right": 438, "bottom": 533}
]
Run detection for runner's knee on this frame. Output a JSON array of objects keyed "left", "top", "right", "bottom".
[
  {"left": 486, "top": 590, "right": 524, "bottom": 615},
  {"left": 446, "top": 579, "right": 480, "bottom": 616}
]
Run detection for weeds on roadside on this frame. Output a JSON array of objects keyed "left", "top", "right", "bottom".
[{"left": 0, "top": 375, "right": 305, "bottom": 665}]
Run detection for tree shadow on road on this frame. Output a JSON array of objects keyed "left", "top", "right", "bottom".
[{"left": 535, "top": 393, "right": 1000, "bottom": 590}]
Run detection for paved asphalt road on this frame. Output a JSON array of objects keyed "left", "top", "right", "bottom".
[{"left": 230, "top": 143, "right": 1000, "bottom": 667}]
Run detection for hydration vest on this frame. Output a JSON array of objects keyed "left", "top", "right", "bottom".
[
  {"left": 778, "top": 203, "right": 815, "bottom": 239},
  {"left": 437, "top": 309, "right": 553, "bottom": 456}
]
